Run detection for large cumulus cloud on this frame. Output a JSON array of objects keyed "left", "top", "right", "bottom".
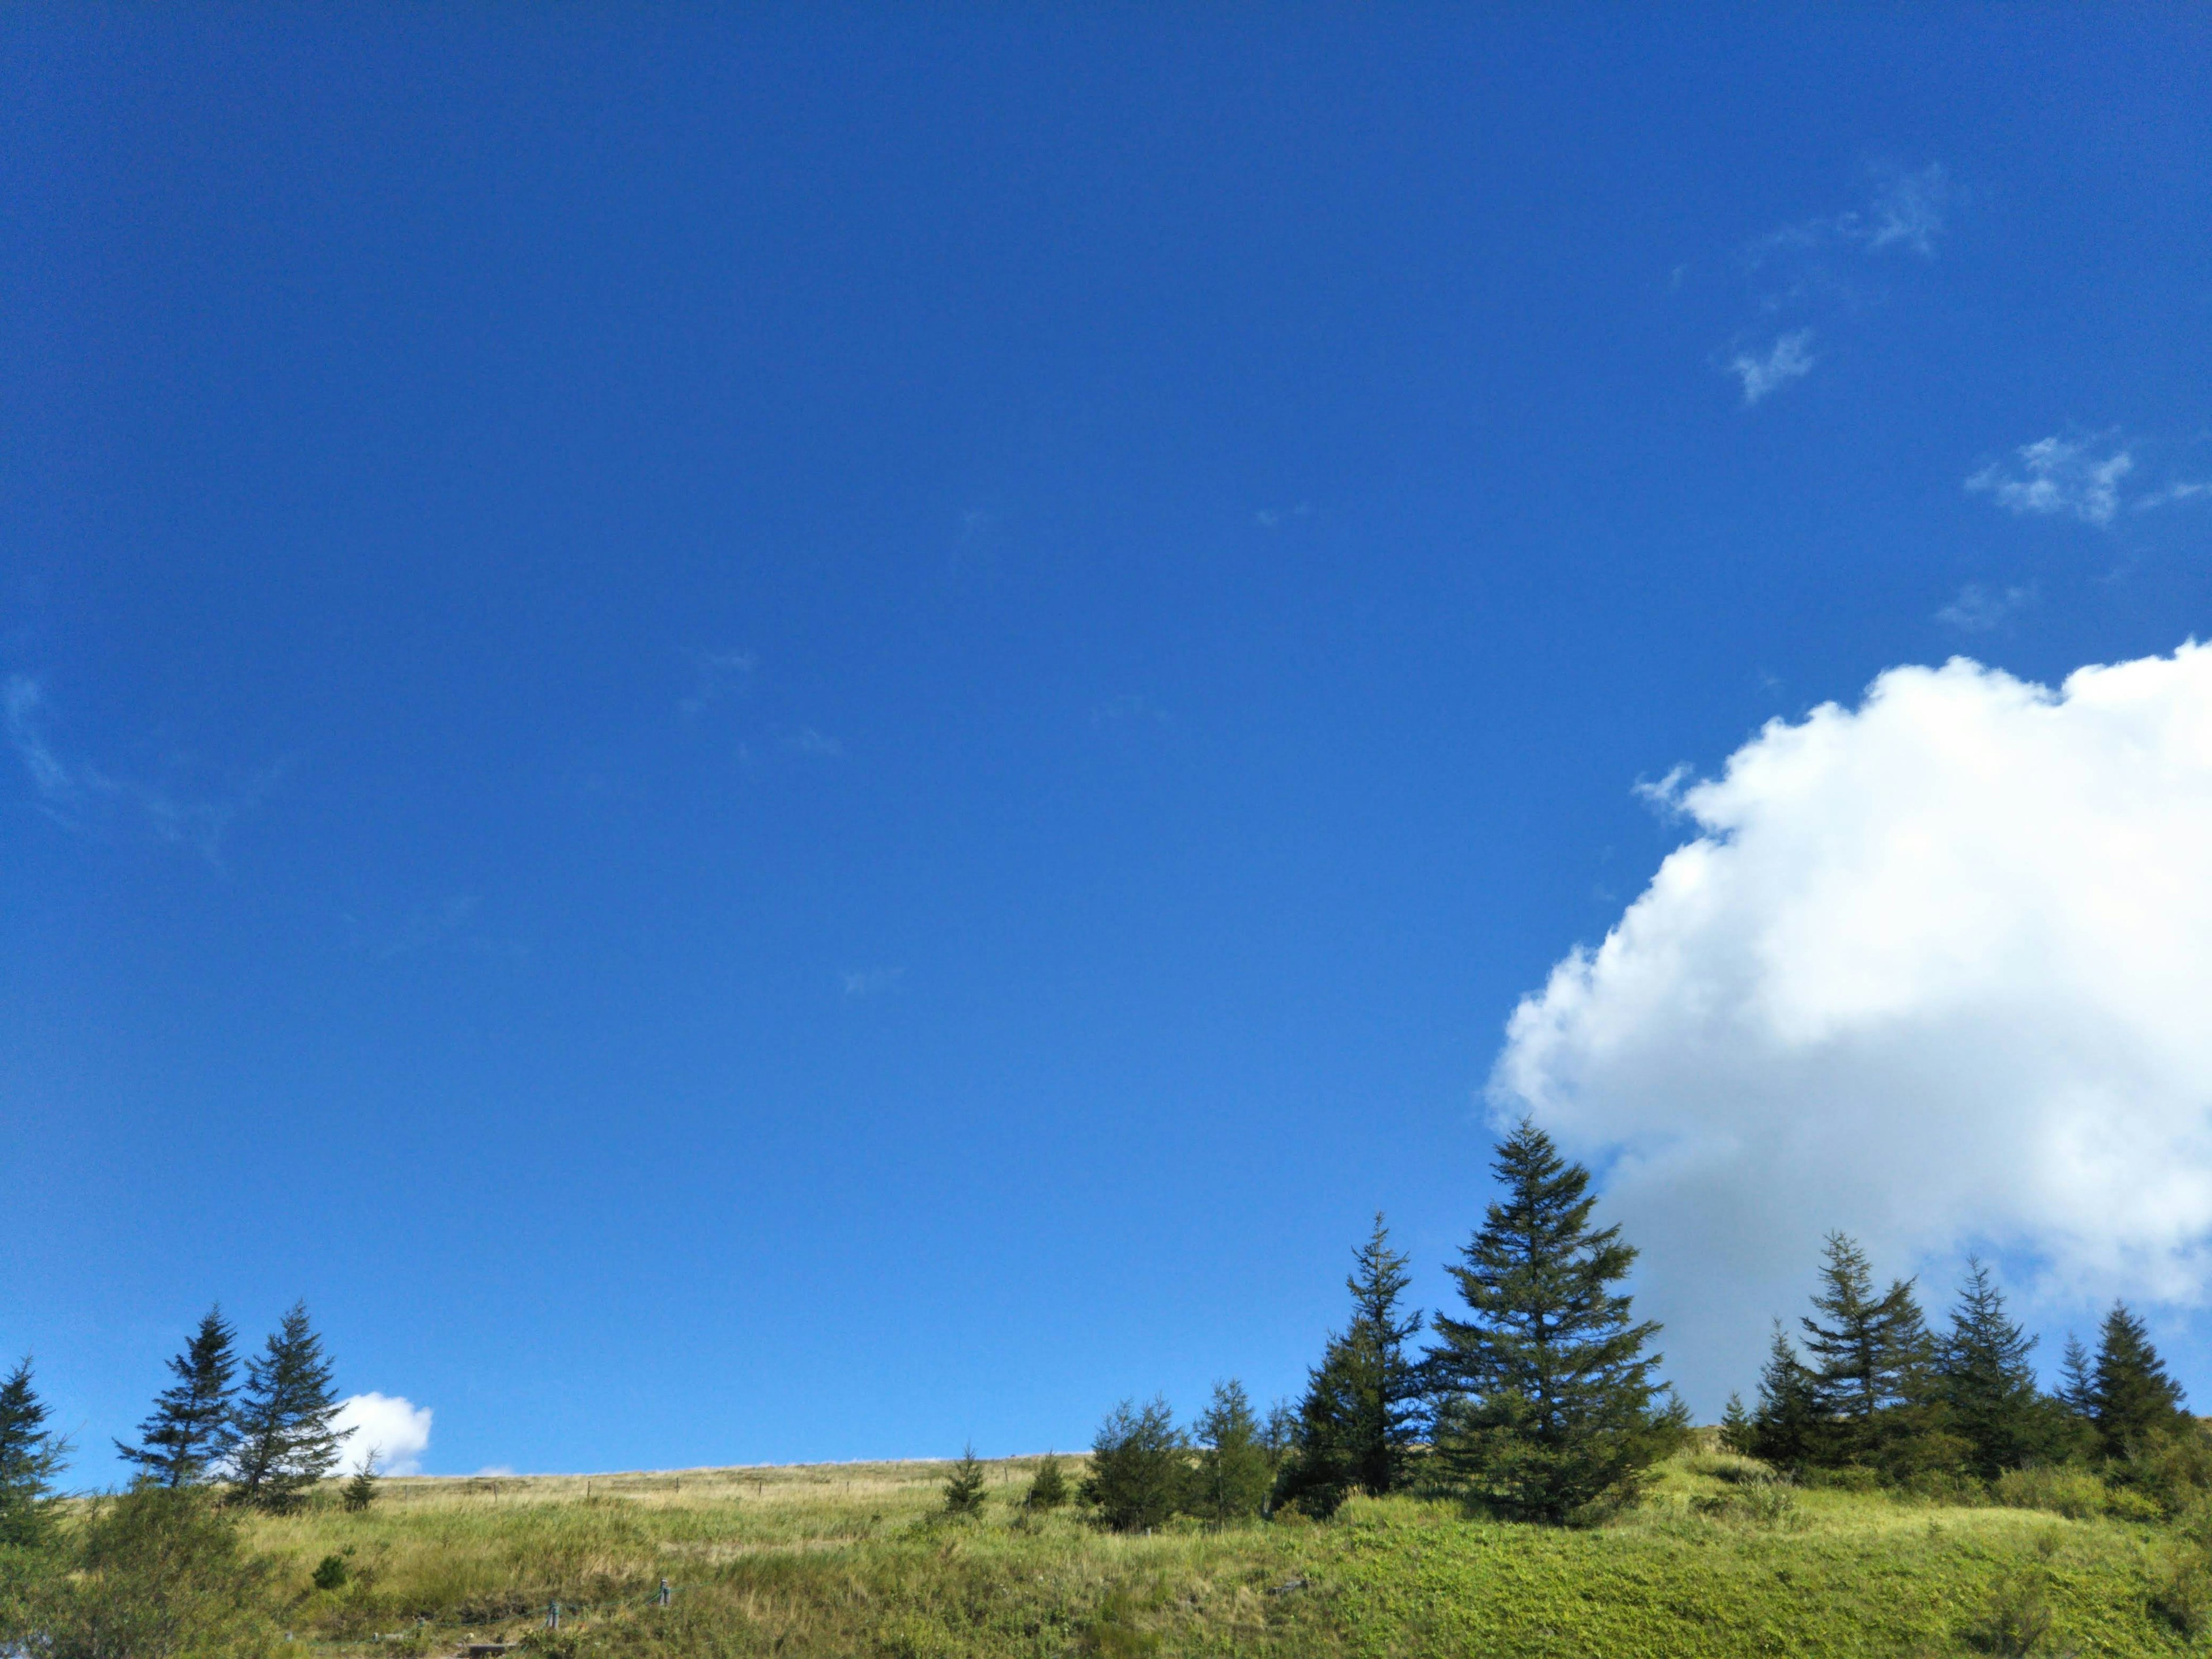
[{"left": 1491, "top": 645, "right": 2212, "bottom": 1411}]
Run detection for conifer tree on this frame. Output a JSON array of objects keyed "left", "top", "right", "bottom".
[
  {"left": 0, "top": 1357, "right": 69, "bottom": 1550},
  {"left": 228, "top": 1304, "right": 350, "bottom": 1512},
  {"left": 1426, "top": 1120, "right": 1681, "bottom": 1522},
  {"left": 1797, "top": 1233, "right": 1936, "bottom": 1468},
  {"left": 1741, "top": 1321, "right": 1823, "bottom": 1469},
  {"left": 2057, "top": 1334, "right": 2096, "bottom": 1418},
  {"left": 2090, "top": 1301, "right": 2188, "bottom": 1458},
  {"left": 1078, "top": 1398, "right": 1184, "bottom": 1532},
  {"left": 117, "top": 1306, "right": 240, "bottom": 1487},
  {"left": 941, "top": 1444, "right": 988, "bottom": 1516},
  {"left": 342, "top": 1449, "right": 380, "bottom": 1513},
  {"left": 1272, "top": 1342, "right": 1360, "bottom": 1518},
  {"left": 1022, "top": 1452, "right": 1068, "bottom": 1512},
  {"left": 1936, "top": 1259, "right": 2043, "bottom": 1479},
  {"left": 1189, "top": 1380, "right": 1271, "bottom": 1524}
]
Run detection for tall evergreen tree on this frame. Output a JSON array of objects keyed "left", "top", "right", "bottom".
[
  {"left": 1797, "top": 1233, "right": 1934, "bottom": 1468},
  {"left": 229, "top": 1304, "right": 350, "bottom": 1512},
  {"left": 1936, "top": 1259, "right": 2043, "bottom": 1479},
  {"left": 2056, "top": 1334, "right": 2096, "bottom": 1418},
  {"left": 2090, "top": 1301, "right": 2188, "bottom": 1458},
  {"left": 116, "top": 1306, "right": 240, "bottom": 1487},
  {"left": 1740, "top": 1321, "right": 1823, "bottom": 1469},
  {"left": 0, "top": 1357, "right": 69, "bottom": 1550},
  {"left": 1426, "top": 1120, "right": 1680, "bottom": 1523},
  {"left": 1189, "top": 1380, "right": 1271, "bottom": 1525},
  {"left": 1270, "top": 1215, "right": 1428, "bottom": 1516}
]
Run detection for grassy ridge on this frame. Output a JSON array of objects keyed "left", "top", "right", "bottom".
[{"left": 240, "top": 1451, "right": 2188, "bottom": 1656}]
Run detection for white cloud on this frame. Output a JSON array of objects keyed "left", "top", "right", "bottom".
[
  {"left": 1936, "top": 582, "right": 2036, "bottom": 632},
  {"left": 2137, "top": 480, "right": 2212, "bottom": 512},
  {"left": 842, "top": 965, "right": 904, "bottom": 998},
  {"left": 1752, "top": 164, "right": 1951, "bottom": 262},
  {"left": 1967, "top": 435, "right": 2134, "bottom": 525},
  {"left": 1491, "top": 646, "right": 2212, "bottom": 1411},
  {"left": 1728, "top": 331, "right": 1816, "bottom": 405},
  {"left": 332, "top": 1392, "right": 432, "bottom": 1476},
  {"left": 783, "top": 726, "right": 844, "bottom": 757},
  {"left": 679, "top": 648, "right": 756, "bottom": 717}
]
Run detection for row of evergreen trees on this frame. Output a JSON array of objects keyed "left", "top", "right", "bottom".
[
  {"left": 0, "top": 1301, "right": 358, "bottom": 1541},
  {"left": 1081, "top": 1123, "right": 1689, "bottom": 1528},
  {"left": 1726, "top": 1233, "right": 2189, "bottom": 1483}
]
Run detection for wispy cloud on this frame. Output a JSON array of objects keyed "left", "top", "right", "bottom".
[
  {"left": 1728, "top": 331, "right": 1816, "bottom": 406},
  {"left": 1714, "top": 163, "right": 1949, "bottom": 405},
  {"left": 1967, "top": 434, "right": 2135, "bottom": 526},
  {"left": 678, "top": 648, "right": 756, "bottom": 717},
  {"left": 1752, "top": 163, "right": 1950, "bottom": 262},
  {"left": 782, "top": 726, "right": 844, "bottom": 758},
  {"left": 2135, "top": 479, "right": 2212, "bottom": 512},
  {"left": 3, "top": 675, "right": 272, "bottom": 863},
  {"left": 1253, "top": 502, "right": 1312, "bottom": 530},
  {"left": 842, "top": 965, "right": 904, "bottom": 998},
  {"left": 343, "top": 895, "right": 529, "bottom": 966},
  {"left": 1937, "top": 582, "right": 2037, "bottom": 632}
]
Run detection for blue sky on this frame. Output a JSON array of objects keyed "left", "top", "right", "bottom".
[{"left": 6, "top": 7, "right": 2212, "bottom": 1480}]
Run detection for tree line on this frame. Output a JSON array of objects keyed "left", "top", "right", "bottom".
[
  {"left": 0, "top": 1299, "right": 369, "bottom": 1554},
  {"left": 1069, "top": 1122, "right": 2200, "bottom": 1532}
]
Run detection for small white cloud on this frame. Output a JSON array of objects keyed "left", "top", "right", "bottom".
[
  {"left": 1728, "top": 331, "right": 1816, "bottom": 406},
  {"left": 783, "top": 726, "right": 844, "bottom": 758},
  {"left": 333, "top": 1392, "right": 432, "bottom": 1476},
  {"left": 1937, "top": 582, "right": 2037, "bottom": 632},
  {"left": 1491, "top": 645, "right": 2212, "bottom": 1412},
  {"left": 1752, "top": 164, "right": 1950, "bottom": 262},
  {"left": 1253, "top": 502, "right": 1312, "bottom": 529},
  {"left": 1967, "top": 435, "right": 2134, "bottom": 526},
  {"left": 842, "top": 965, "right": 905, "bottom": 998},
  {"left": 1091, "top": 694, "right": 1173, "bottom": 733},
  {"left": 474, "top": 1464, "right": 517, "bottom": 1478}
]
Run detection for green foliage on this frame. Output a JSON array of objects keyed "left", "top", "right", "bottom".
[
  {"left": 2090, "top": 1302, "right": 2188, "bottom": 1457},
  {"left": 1797, "top": 1233, "right": 1944, "bottom": 1474},
  {"left": 940, "top": 1444, "right": 988, "bottom": 1516},
  {"left": 33, "top": 1483, "right": 281, "bottom": 1659},
  {"left": 1993, "top": 1464, "right": 2109, "bottom": 1519},
  {"left": 1741, "top": 1323, "right": 1823, "bottom": 1470},
  {"left": 1189, "top": 1380, "right": 1271, "bottom": 1525},
  {"left": 228, "top": 1302, "right": 347, "bottom": 1513},
  {"left": 1021, "top": 1450, "right": 1068, "bottom": 1511},
  {"left": 311, "top": 1549, "right": 350, "bottom": 1589},
  {"left": 1960, "top": 1567, "right": 2058, "bottom": 1657},
  {"left": 0, "top": 1355, "right": 68, "bottom": 1550},
  {"left": 342, "top": 1448, "right": 380, "bottom": 1513},
  {"left": 1427, "top": 1121, "right": 1679, "bottom": 1523},
  {"left": 116, "top": 1307, "right": 240, "bottom": 1489},
  {"left": 1079, "top": 1397, "right": 1185, "bottom": 1533},
  {"left": 1272, "top": 1215, "right": 1427, "bottom": 1518},
  {"left": 1937, "top": 1259, "right": 2046, "bottom": 1480},
  {"left": 2112, "top": 1422, "right": 2212, "bottom": 1517}
]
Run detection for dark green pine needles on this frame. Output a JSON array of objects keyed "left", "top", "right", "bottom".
[
  {"left": 229, "top": 1302, "right": 350, "bottom": 1513},
  {"left": 2091, "top": 1301, "right": 2189, "bottom": 1457},
  {"left": 117, "top": 1305, "right": 241, "bottom": 1487},
  {"left": 1426, "top": 1121, "right": 1681, "bottom": 1523},
  {"left": 0, "top": 1356, "right": 69, "bottom": 1549}
]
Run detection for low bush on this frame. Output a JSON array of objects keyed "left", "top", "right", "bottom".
[
  {"left": 1993, "top": 1465, "right": 2108, "bottom": 1520},
  {"left": 1960, "top": 1570, "right": 2058, "bottom": 1657},
  {"left": 2149, "top": 1543, "right": 2212, "bottom": 1640}
]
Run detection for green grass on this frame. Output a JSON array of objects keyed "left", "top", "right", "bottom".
[{"left": 232, "top": 1450, "right": 2194, "bottom": 1657}]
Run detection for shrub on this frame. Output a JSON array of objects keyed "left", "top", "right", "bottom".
[
  {"left": 35, "top": 1484, "right": 280, "bottom": 1658},
  {"left": 2150, "top": 1544, "right": 2212, "bottom": 1639},
  {"left": 1961, "top": 1570, "right": 2058, "bottom": 1657},
  {"left": 2115, "top": 1424, "right": 2212, "bottom": 1517},
  {"left": 941, "top": 1445, "right": 987, "bottom": 1517},
  {"left": 1993, "top": 1465, "right": 2108, "bottom": 1520},
  {"left": 1023, "top": 1452, "right": 1069, "bottom": 1511},
  {"left": 311, "top": 1552, "right": 349, "bottom": 1591},
  {"left": 1688, "top": 1481, "right": 1800, "bottom": 1529}
]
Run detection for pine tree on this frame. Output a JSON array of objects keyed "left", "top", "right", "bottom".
[
  {"left": 941, "top": 1444, "right": 987, "bottom": 1516},
  {"left": 342, "top": 1449, "right": 380, "bottom": 1513},
  {"left": 228, "top": 1304, "right": 350, "bottom": 1512},
  {"left": 2057, "top": 1334, "right": 2096, "bottom": 1418},
  {"left": 1426, "top": 1121, "right": 1681, "bottom": 1523},
  {"left": 1718, "top": 1393, "right": 1755, "bottom": 1456},
  {"left": 1078, "top": 1398, "right": 1184, "bottom": 1533},
  {"left": 1936, "top": 1259, "right": 2043, "bottom": 1479},
  {"left": 1270, "top": 1215, "right": 1428, "bottom": 1516},
  {"left": 2090, "top": 1301, "right": 2188, "bottom": 1458},
  {"left": 1189, "top": 1380, "right": 1271, "bottom": 1525},
  {"left": 0, "top": 1357, "right": 69, "bottom": 1550},
  {"left": 1797, "top": 1233, "right": 1936, "bottom": 1469},
  {"left": 1340, "top": 1214, "right": 1427, "bottom": 1495},
  {"left": 116, "top": 1306, "right": 240, "bottom": 1487},
  {"left": 1022, "top": 1452, "right": 1068, "bottom": 1512},
  {"left": 1743, "top": 1322, "right": 1823, "bottom": 1469}
]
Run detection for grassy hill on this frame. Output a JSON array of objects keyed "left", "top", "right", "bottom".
[{"left": 233, "top": 1448, "right": 2198, "bottom": 1657}]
